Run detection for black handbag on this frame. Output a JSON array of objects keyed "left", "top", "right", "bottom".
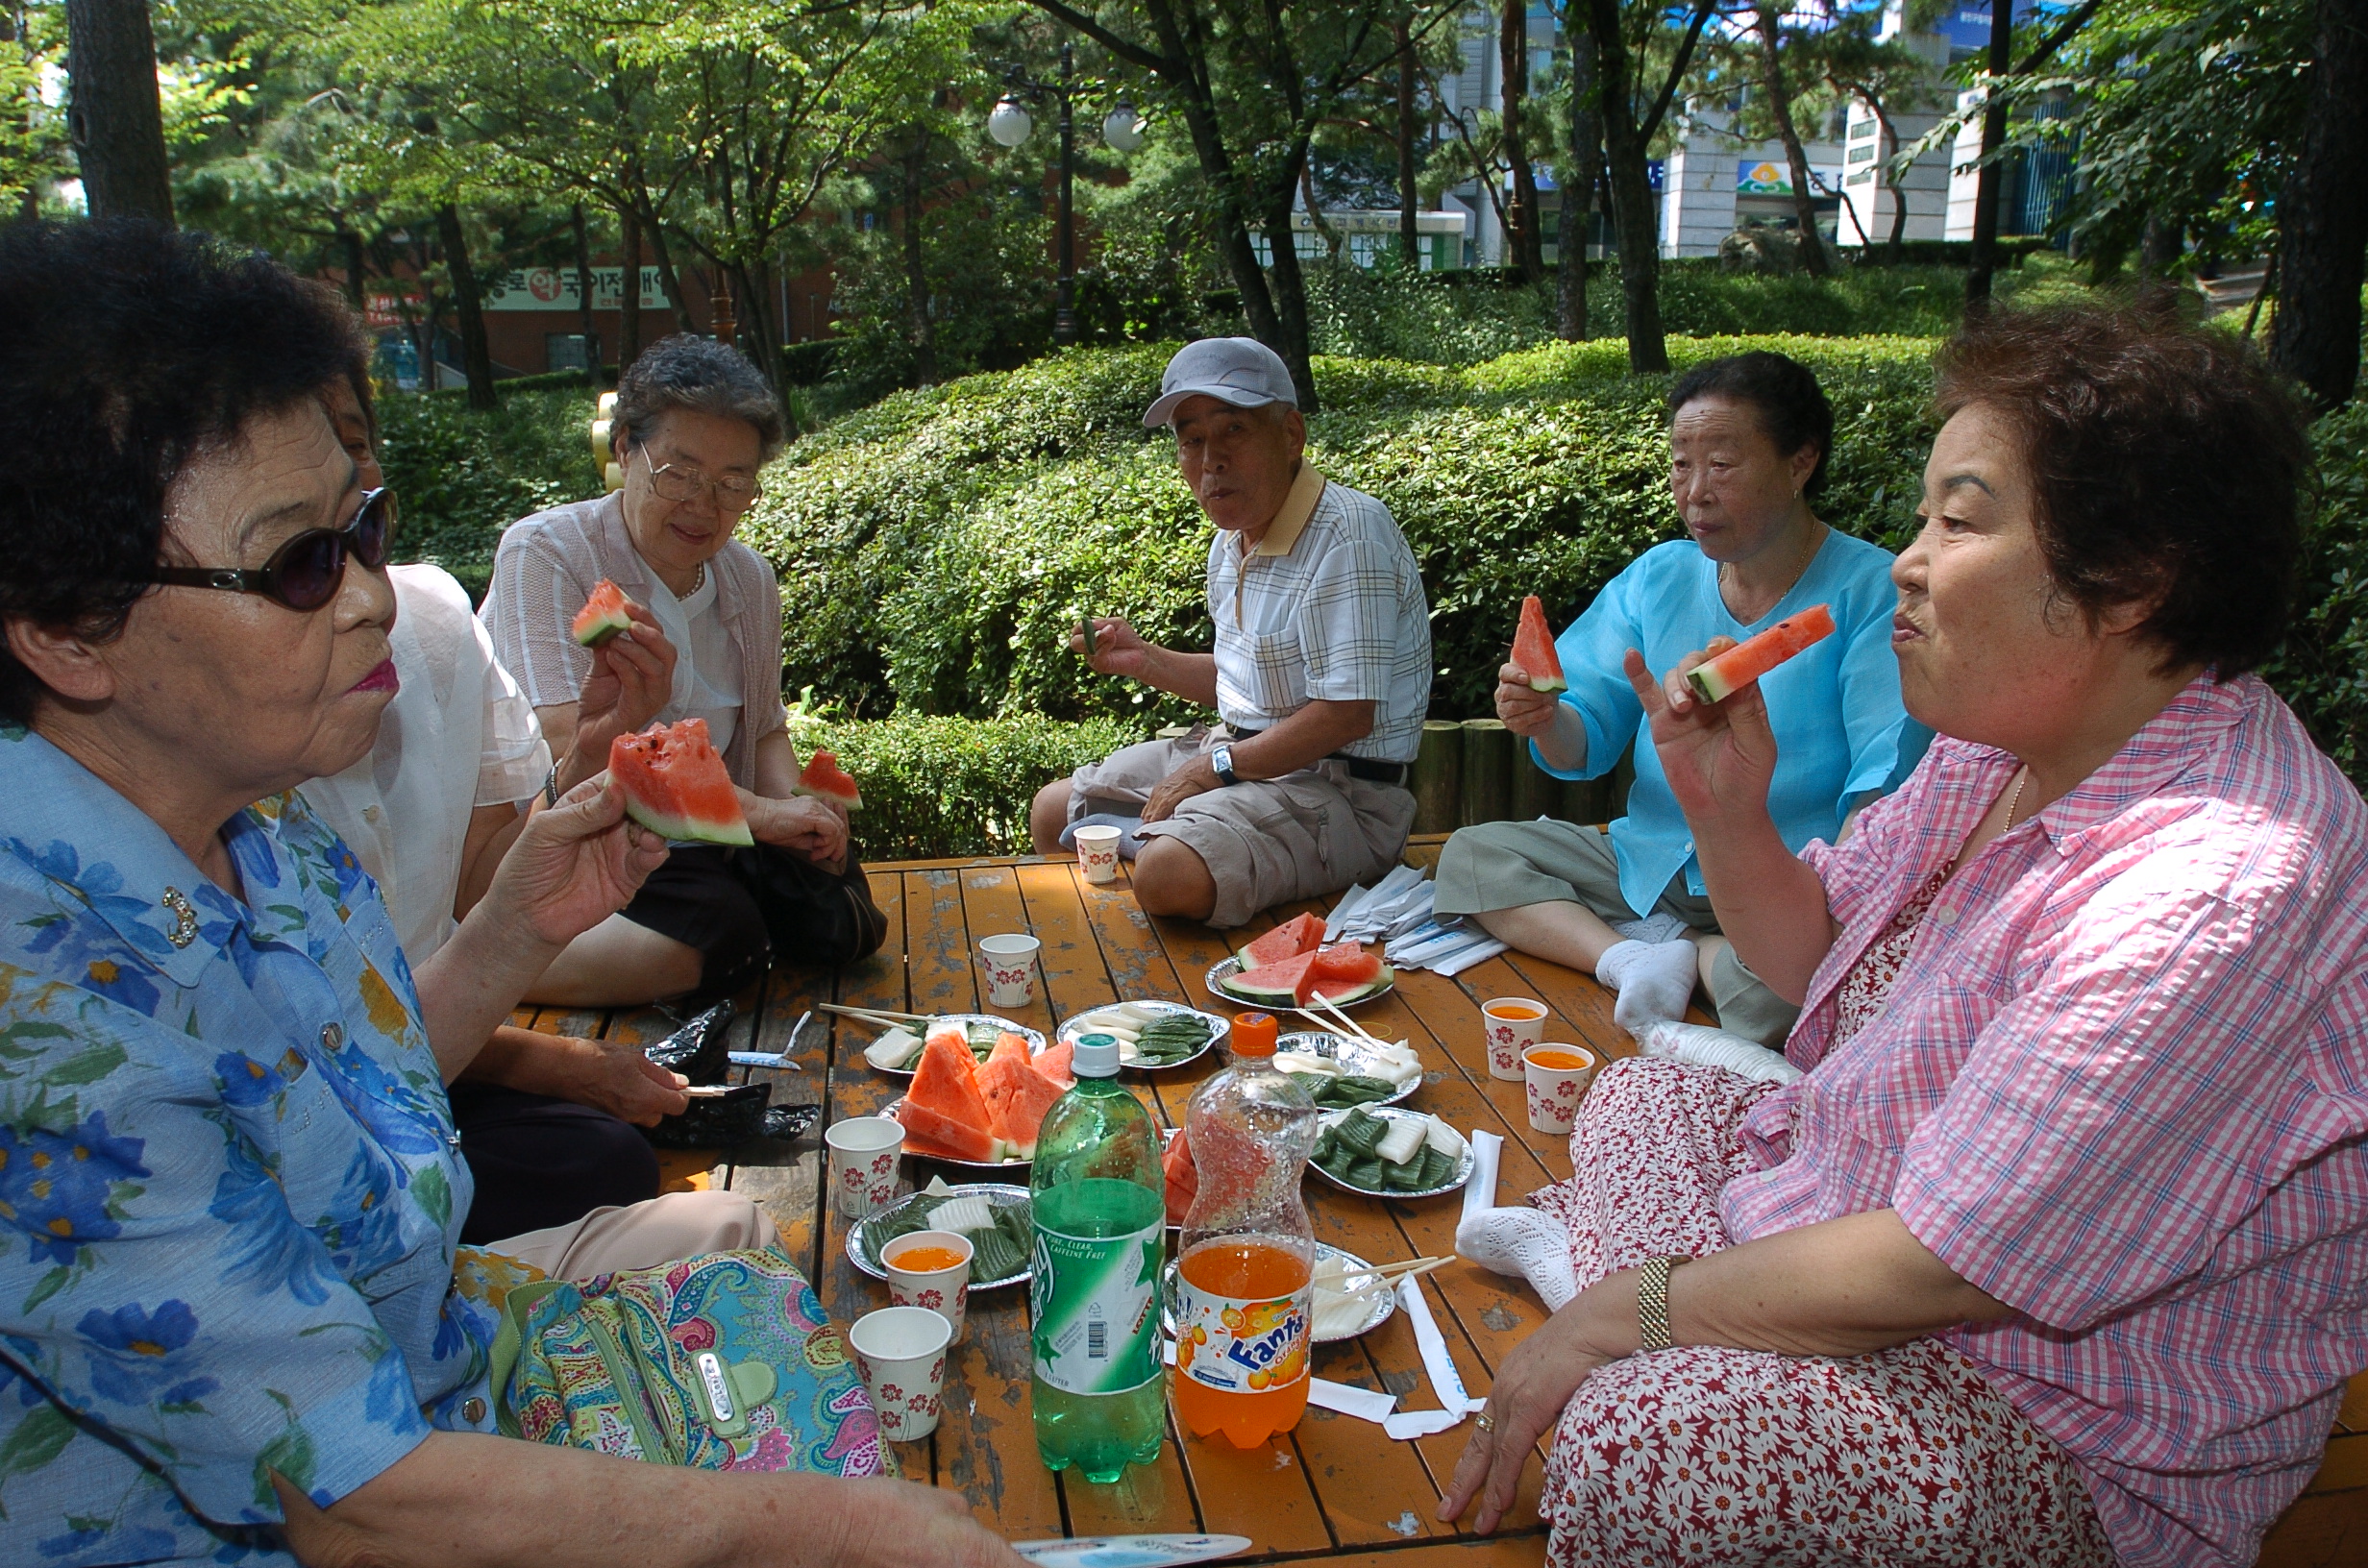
[
  {"left": 642, "top": 1001, "right": 735, "bottom": 1086},
  {"left": 642, "top": 1081, "right": 820, "bottom": 1149}
]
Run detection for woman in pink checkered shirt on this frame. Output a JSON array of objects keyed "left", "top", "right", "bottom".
[{"left": 1443, "top": 307, "right": 2368, "bottom": 1568}]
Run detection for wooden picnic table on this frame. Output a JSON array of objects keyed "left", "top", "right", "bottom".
[{"left": 518, "top": 837, "right": 2366, "bottom": 1568}]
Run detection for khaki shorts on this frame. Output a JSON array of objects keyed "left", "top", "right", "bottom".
[
  {"left": 1066, "top": 725, "right": 1416, "bottom": 930},
  {"left": 1433, "top": 819, "right": 1798, "bottom": 1047}
]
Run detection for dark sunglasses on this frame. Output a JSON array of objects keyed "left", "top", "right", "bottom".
[{"left": 152, "top": 487, "right": 397, "bottom": 612}]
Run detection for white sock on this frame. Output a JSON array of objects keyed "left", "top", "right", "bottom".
[
  {"left": 1615, "top": 912, "right": 1690, "bottom": 946},
  {"left": 1596, "top": 938, "right": 1699, "bottom": 1038},
  {"left": 1456, "top": 1207, "right": 1579, "bottom": 1311}
]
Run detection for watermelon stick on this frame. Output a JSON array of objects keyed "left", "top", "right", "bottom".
[{"left": 1683, "top": 603, "right": 1836, "bottom": 705}]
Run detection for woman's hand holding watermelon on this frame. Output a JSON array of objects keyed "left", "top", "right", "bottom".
[
  {"left": 564, "top": 599, "right": 677, "bottom": 791},
  {"left": 484, "top": 773, "right": 675, "bottom": 948},
  {"left": 1494, "top": 660, "right": 1564, "bottom": 738},
  {"left": 1623, "top": 641, "right": 1780, "bottom": 828}
]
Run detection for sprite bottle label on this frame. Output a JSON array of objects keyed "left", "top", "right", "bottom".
[{"left": 1030, "top": 1180, "right": 1163, "bottom": 1396}]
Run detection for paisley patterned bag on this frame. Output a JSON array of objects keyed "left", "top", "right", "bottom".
[{"left": 489, "top": 1246, "right": 890, "bottom": 1476}]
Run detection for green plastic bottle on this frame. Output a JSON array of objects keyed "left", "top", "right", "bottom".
[{"left": 1029, "top": 1032, "right": 1167, "bottom": 1483}]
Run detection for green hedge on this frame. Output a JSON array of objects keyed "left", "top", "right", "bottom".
[
  {"left": 739, "top": 335, "right": 1939, "bottom": 724},
  {"left": 380, "top": 387, "right": 602, "bottom": 600},
  {"left": 787, "top": 712, "right": 1144, "bottom": 862},
  {"left": 2263, "top": 401, "right": 2368, "bottom": 781}
]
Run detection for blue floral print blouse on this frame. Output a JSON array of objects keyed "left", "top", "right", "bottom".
[{"left": 0, "top": 725, "right": 506, "bottom": 1564}]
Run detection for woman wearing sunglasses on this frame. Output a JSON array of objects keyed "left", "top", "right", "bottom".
[
  {"left": 481, "top": 335, "right": 883, "bottom": 1009},
  {"left": 0, "top": 221, "right": 1024, "bottom": 1568}
]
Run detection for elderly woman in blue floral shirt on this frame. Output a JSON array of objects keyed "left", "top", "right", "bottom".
[{"left": 0, "top": 222, "right": 1021, "bottom": 1568}]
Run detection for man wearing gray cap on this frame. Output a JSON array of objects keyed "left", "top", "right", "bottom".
[{"left": 1027, "top": 337, "right": 1432, "bottom": 928}]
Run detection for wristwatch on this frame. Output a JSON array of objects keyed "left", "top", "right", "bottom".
[
  {"left": 1637, "top": 1256, "right": 1689, "bottom": 1352},
  {"left": 1209, "top": 742, "right": 1240, "bottom": 787}
]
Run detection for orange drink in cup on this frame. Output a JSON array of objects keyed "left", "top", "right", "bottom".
[
  {"left": 883, "top": 1229, "right": 974, "bottom": 1341},
  {"left": 1522, "top": 1042, "right": 1600, "bottom": 1135},
  {"left": 1482, "top": 997, "right": 1549, "bottom": 1080}
]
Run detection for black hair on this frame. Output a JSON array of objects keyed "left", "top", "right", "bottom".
[
  {"left": 611, "top": 334, "right": 786, "bottom": 464},
  {"left": 0, "top": 219, "right": 363, "bottom": 722},
  {"left": 1934, "top": 305, "right": 2308, "bottom": 676},
  {"left": 1665, "top": 351, "right": 1837, "bottom": 498}
]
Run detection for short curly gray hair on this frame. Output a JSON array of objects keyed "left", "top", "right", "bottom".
[{"left": 610, "top": 334, "right": 786, "bottom": 464}]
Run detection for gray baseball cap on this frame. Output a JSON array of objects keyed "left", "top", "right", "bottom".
[{"left": 1143, "top": 336, "right": 1298, "bottom": 428}]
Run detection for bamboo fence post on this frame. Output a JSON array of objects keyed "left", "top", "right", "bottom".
[
  {"left": 1412, "top": 720, "right": 1464, "bottom": 833},
  {"left": 1459, "top": 719, "right": 1513, "bottom": 826}
]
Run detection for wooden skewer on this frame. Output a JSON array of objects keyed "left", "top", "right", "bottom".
[
  {"left": 1312, "top": 1254, "right": 1445, "bottom": 1284},
  {"left": 1307, "top": 992, "right": 1387, "bottom": 1045},
  {"left": 819, "top": 1003, "right": 930, "bottom": 1026},
  {"left": 1325, "top": 1257, "right": 1455, "bottom": 1299}
]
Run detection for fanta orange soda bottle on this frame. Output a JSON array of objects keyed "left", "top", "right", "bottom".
[{"left": 1172, "top": 1012, "right": 1320, "bottom": 1447}]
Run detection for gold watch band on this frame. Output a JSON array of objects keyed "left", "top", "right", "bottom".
[{"left": 1637, "top": 1255, "right": 1688, "bottom": 1352}]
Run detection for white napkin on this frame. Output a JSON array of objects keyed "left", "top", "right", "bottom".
[
  {"left": 1382, "top": 1276, "right": 1488, "bottom": 1439},
  {"left": 1460, "top": 1129, "right": 1504, "bottom": 1225},
  {"left": 1323, "top": 884, "right": 1370, "bottom": 943}
]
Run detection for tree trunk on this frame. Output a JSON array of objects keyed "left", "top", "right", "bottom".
[
  {"left": 2137, "top": 210, "right": 2182, "bottom": 280},
  {"left": 571, "top": 202, "right": 603, "bottom": 384},
  {"left": 2269, "top": 0, "right": 2368, "bottom": 412},
  {"left": 1964, "top": 0, "right": 2014, "bottom": 307},
  {"left": 1586, "top": 0, "right": 1667, "bottom": 372},
  {"left": 1500, "top": 0, "right": 1544, "bottom": 279},
  {"left": 640, "top": 207, "right": 697, "bottom": 335},
  {"left": 64, "top": 0, "right": 172, "bottom": 223},
  {"left": 435, "top": 205, "right": 498, "bottom": 411},
  {"left": 902, "top": 133, "right": 938, "bottom": 387},
  {"left": 1262, "top": 172, "right": 1321, "bottom": 414},
  {"left": 1396, "top": 18, "right": 1419, "bottom": 267},
  {"left": 1754, "top": 5, "right": 1829, "bottom": 275},
  {"left": 337, "top": 229, "right": 365, "bottom": 308},
  {"left": 1878, "top": 107, "right": 1908, "bottom": 257},
  {"left": 617, "top": 204, "right": 645, "bottom": 374},
  {"left": 1558, "top": 25, "right": 1599, "bottom": 340}
]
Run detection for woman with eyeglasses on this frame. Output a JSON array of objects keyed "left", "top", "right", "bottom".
[
  {"left": 0, "top": 220, "right": 1021, "bottom": 1568},
  {"left": 481, "top": 335, "right": 883, "bottom": 1008}
]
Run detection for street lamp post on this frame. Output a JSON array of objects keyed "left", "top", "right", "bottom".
[{"left": 987, "top": 44, "right": 1144, "bottom": 349}]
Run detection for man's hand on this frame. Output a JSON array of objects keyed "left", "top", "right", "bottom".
[
  {"left": 1071, "top": 616, "right": 1160, "bottom": 681},
  {"left": 1494, "top": 661, "right": 1564, "bottom": 739},
  {"left": 1142, "top": 755, "right": 1221, "bottom": 824},
  {"left": 741, "top": 790, "right": 849, "bottom": 870},
  {"left": 568, "top": 600, "right": 677, "bottom": 783}
]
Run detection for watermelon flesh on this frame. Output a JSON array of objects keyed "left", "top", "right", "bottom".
[
  {"left": 608, "top": 719, "right": 753, "bottom": 845},
  {"left": 1513, "top": 594, "right": 1567, "bottom": 695},
  {"left": 572, "top": 578, "right": 633, "bottom": 648},
  {"left": 1300, "top": 944, "right": 1385, "bottom": 1006},
  {"left": 1033, "top": 1038, "right": 1076, "bottom": 1089},
  {"left": 1163, "top": 1128, "right": 1197, "bottom": 1226},
  {"left": 1240, "top": 912, "right": 1326, "bottom": 969},
  {"left": 796, "top": 749, "right": 863, "bottom": 811},
  {"left": 1685, "top": 603, "right": 1836, "bottom": 704},
  {"left": 977, "top": 1032, "right": 1064, "bottom": 1154},
  {"left": 898, "top": 1031, "right": 1001, "bottom": 1162},
  {"left": 1226, "top": 948, "right": 1321, "bottom": 1005}
]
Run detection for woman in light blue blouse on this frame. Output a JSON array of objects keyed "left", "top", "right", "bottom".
[
  {"left": 1436, "top": 352, "right": 1928, "bottom": 1046},
  {"left": 0, "top": 223, "right": 1024, "bottom": 1568}
]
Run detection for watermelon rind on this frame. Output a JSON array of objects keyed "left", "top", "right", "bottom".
[
  {"left": 574, "top": 609, "right": 631, "bottom": 649},
  {"left": 1305, "top": 968, "right": 1394, "bottom": 1006},
  {"left": 620, "top": 797, "right": 755, "bottom": 846},
  {"left": 1685, "top": 663, "right": 1739, "bottom": 705}
]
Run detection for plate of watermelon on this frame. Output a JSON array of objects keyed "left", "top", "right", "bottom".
[
  {"left": 1204, "top": 912, "right": 1394, "bottom": 1015},
  {"left": 887, "top": 1020, "right": 1075, "bottom": 1167}
]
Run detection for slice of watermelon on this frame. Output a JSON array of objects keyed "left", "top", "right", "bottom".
[
  {"left": 894, "top": 1100, "right": 1000, "bottom": 1164},
  {"left": 1685, "top": 603, "right": 1836, "bottom": 704},
  {"left": 1032, "top": 1038, "right": 1076, "bottom": 1089},
  {"left": 572, "top": 579, "right": 633, "bottom": 648},
  {"left": 979, "top": 1050, "right": 1065, "bottom": 1154},
  {"left": 906, "top": 1031, "right": 995, "bottom": 1147},
  {"left": 796, "top": 749, "right": 863, "bottom": 811},
  {"left": 1240, "top": 912, "right": 1326, "bottom": 969},
  {"left": 1224, "top": 948, "right": 1322, "bottom": 1005},
  {"left": 1162, "top": 1128, "right": 1197, "bottom": 1227},
  {"left": 608, "top": 719, "right": 753, "bottom": 845},
  {"left": 1513, "top": 594, "right": 1567, "bottom": 695},
  {"left": 1298, "top": 944, "right": 1385, "bottom": 1007}
]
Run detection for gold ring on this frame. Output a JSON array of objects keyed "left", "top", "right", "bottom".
[{"left": 1475, "top": 1412, "right": 1495, "bottom": 1432}]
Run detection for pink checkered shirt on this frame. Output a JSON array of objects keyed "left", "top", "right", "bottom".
[{"left": 1722, "top": 674, "right": 2368, "bottom": 1568}]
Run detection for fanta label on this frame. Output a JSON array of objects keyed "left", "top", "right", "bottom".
[{"left": 1172, "top": 1279, "right": 1311, "bottom": 1396}]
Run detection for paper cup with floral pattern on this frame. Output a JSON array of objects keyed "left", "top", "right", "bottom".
[
  {"left": 882, "top": 1229, "right": 973, "bottom": 1342},
  {"left": 848, "top": 1306, "right": 953, "bottom": 1442},
  {"left": 1522, "top": 1042, "right": 1600, "bottom": 1136},
  {"left": 1481, "top": 996, "right": 1549, "bottom": 1081},
  {"left": 1073, "top": 824, "right": 1123, "bottom": 885},
  {"left": 976, "top": 933, "right": 1042, "bottom": 1008},
  {"left": 826, "top": 1115, "right": 905, "bottom": 1218}
]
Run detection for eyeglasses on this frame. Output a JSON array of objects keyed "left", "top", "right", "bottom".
[
  {"left": 632, "top": 446, "right": 761, "bottom": 513},
  {"left": 151, "top": 487, "right": 397, "bottom": 612}
]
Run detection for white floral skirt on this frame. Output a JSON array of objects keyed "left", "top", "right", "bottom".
[{"left": 1526, "top": 1057, "right": 2115, "bottom": 1567}]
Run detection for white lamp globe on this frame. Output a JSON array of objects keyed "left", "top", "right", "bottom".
[
  {"left": 1102, "top": 102, "right": 1146, "bottom": 153},
  {"left": 987, "top": 97, "right": 1034, "bottom": 148}
]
